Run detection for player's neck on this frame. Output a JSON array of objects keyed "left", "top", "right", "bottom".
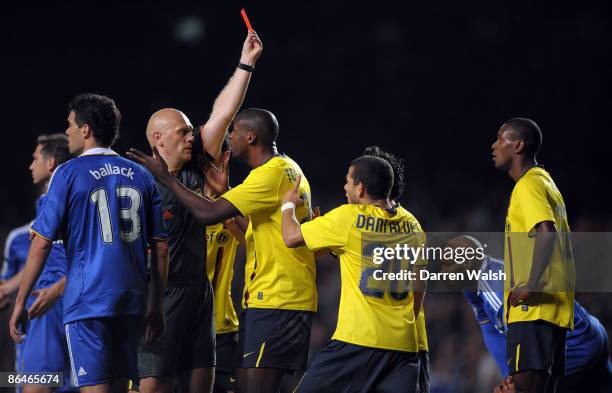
[
  {"left": 509, "top": 158, "right": 537, "bottom": 182},
  {"left": 83, "top": 139, "right": 104, "bottom": 153},
  {"left": 248, "top": 146, "right": 278, "bottom": 168},
  {"left": 362, "top": 197, "right": 392, "bottom": 210}
]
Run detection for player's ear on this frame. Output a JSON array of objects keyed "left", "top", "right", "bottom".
[
  {"left": 246, "top": 131, "right": 257, "bottom": 145},
  {"left": 514, "top": 139, "right": 525, "bottom": 154},
  {"left": 357, "top": 183, "right": 365, "bottom": 198},
  {"left": 46, "top": 156, "right": 58, "bottom": 172},
  {"left": 82, "top": 123, "right": 93, "bottom": 140},
  {"left": 153, "top": 131, "right": 163, "bottom": 147}
]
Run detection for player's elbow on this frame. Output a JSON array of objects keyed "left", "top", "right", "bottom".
[{"left": 284, "top": 230, "right": 305, "bottom": 248}]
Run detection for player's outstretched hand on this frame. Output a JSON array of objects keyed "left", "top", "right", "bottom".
[
  {"left": 127, "top": 148, "right": 170, "bottom": 181},
  {"left": 9, "top": 302, "right": 27, "bottom": 343},
  {"left": 28, "top": 286, "right": 60, "bottom": 319},
  {"left": 240, "top": 30, "right": 263, "bottom": 66},
  {"left": 282, "top": 175, "right": 304, "bottom": 207},
  {"left": 144, "top": 307, "right": 164, "bottom": 346},
  {"left": 205, "top": 151, "right": 231, "bottom": 195}
]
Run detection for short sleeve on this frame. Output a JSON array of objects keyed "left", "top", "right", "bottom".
[
  {"left": 31, "top": 166, "right": 70, "bottom": 241},
  {"left": 2, "top": 239, "right": 15, "bottom": 280},
  {"left": 222, "top": 166, "right": 281, "bottom": 216},
  {"left": 300, "top": 205, "right": 352, "bottom": 252},
  {"left": 515, "top": 176, "right": 556, "bottom": 232}
]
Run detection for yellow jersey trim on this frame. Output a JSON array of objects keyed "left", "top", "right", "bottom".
[{"left": 256, "top": 342, "right": 266, "bottom": 367}]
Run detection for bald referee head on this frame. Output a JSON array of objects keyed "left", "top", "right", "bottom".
[{"left": 145, "top": 108, "right": 195, "bottom": 173}]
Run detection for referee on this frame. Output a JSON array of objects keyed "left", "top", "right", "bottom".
[{"left": 136, "top": 31, "right": 262, "bottom": 393}]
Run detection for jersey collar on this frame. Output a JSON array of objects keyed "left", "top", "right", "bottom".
[{"left": 80, "top": 147, "right": 119, "bottom": 156}]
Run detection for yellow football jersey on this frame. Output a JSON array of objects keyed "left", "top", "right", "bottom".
[
  {"left": 301, "top": 204, "right": 426, "bottom": 352},
  {"left": 416, "top": 309, "right": 428, "bottom": 352},
  {"left": 223, "top": 155, "right": 317, "bottom": 311},
  {"left": 504, "top": 166, "right": 575, "bottom": 328},
  {"left": 206, "top": 221, "right": 239, "bottom": 334}
]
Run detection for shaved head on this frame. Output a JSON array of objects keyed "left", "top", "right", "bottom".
[
  {"left": 501, "top": 118, "right": 542, "bottom": 159},
  {"left": 233, "top": 108, "right": 279, "bottom": 147},
  {"left": 146, "top": 108, "right": 193, "bottom": 146}
]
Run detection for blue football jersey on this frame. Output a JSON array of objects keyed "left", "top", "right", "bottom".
[
  {"left": 464, "top": 256, "right": 607, "bottom": 377},
  {"left": 2, "top": 223, "right": 30, "bottom": 281},
  {"left": 31, "top": 148, "right": 167, "bottom": 324}
]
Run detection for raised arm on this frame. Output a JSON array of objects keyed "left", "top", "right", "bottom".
[{"left": 201, "top": 31, "right": 263, "bottom": 160}]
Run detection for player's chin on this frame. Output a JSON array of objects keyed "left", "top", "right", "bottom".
[{"left": 182, "top": 150, "right": 192, "bottom": 160}]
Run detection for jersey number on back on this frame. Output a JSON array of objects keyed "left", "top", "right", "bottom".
[
  {"left": 90, "top": 186, "right": 142, "bottom": 244},
  {"left": 359, "top": 242, "right": 410, "bottom": 301}
]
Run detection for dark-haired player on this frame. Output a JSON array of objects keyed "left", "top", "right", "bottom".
[
  {"left": 1, "top": 134, "right": 75, "bottom": 393},
  {"left": 362, "top": 146, "right": 430, "bottom": 393},
  {"left": 10, "top": 94, "right": 169, "bottom": 393},
  {"left": 440, "top": 235, "right": 611, "bottom": 393},
  {"left": 204, "top": 141, "right": 244, "bottom": 393},
  {"left": 281, "top": 156, "right": 425, "bottom": 393},
  {"left": 135, "top": 31, "right": 262, "bottom": 393},
  {"left": 128, "top": 108, "right": 316, "bottom": 393},
  {"left": 492, "top": 118, "right": 575, "bottom": 393}
]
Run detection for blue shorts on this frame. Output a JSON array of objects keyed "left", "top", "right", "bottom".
[
  {"left": 65, "top": 316, "right": 142, "bottom": 387},
  {"left": 21, "top": 296, "right": 76, "bottom": 392}
]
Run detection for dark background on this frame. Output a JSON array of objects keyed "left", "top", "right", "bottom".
[{"left": 1, "top": 1, "right": 611, "bottom": 392}]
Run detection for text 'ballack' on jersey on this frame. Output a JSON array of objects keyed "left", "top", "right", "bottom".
[{"left": 31, "top": 148, "right": 167, "bottom": 324}]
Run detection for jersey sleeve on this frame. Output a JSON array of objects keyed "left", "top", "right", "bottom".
[
  {"left": 2, "top": 238, "right": 14, "bottom": 281},
  {"left": 31, "top": 167, "right": 70, "bottom": 241},
  {"left": 147, "top": 175, "right": 168, "bottom": 241},
  {"left": 222, "top": 166, "right": 281, "bottom": 216},
  {"left": 515, "top": 176, "right": 556, "bottom": 232},
  {"left": 300, "top": 205, "right": 352, "bottom": 252}
]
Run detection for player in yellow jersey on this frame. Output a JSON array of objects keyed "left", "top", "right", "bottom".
[
  {"left": 203, "top": 143, "right": 244, "bottom": 393},
  {"left": 128, "top": 108, "right": 316, "bottom": 393},
  {"left": 281, "top": 156, "right": 426, "bottom": 393},
  {"left": 362, "top": 146, "right": 430, "bottom": 393},
  {"left": 492, "top": 118, "right": 575, "bottom": 393}
]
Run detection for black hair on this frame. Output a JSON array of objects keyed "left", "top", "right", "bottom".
[
  {"left": 36, "top": 133, "right": 71, "bottom": 165},
  {"left": 363, "top": 145, "right": 405, "bottom": 200},
  {"left": 68, "top": 93, "right": 121, "bottom": 147},
  {"left": 503, "top": 117, "right": 542, "bottom": 159},
  {"left": 350, "top": 155, "right": 394, "bottom": 200},
  {"left": 233, "top": 108, "right": 279, "bottom": 147}
]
